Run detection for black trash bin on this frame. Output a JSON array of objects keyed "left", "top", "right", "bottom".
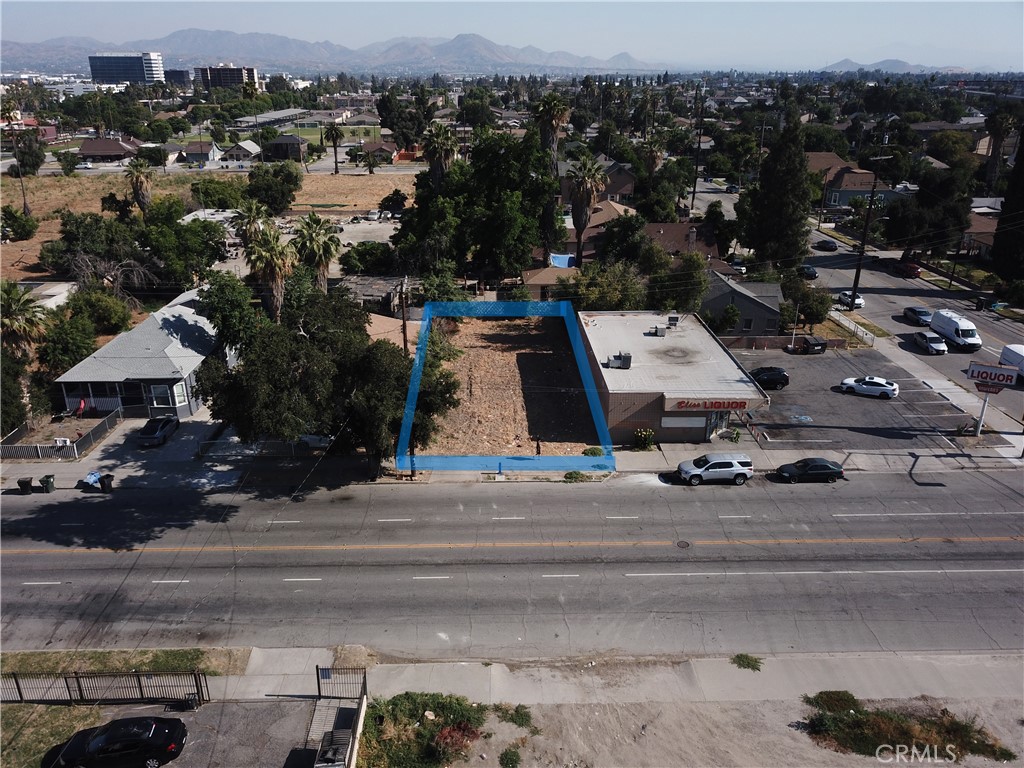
[
  {"left": 17, "top": 477, "right": 33, "bottom": 495},
  {"left": 98, "top": 474, "right": 114, "bottom": 493},
  {"left": 40, "top": 475, "right": 55, "bottom": 493}
]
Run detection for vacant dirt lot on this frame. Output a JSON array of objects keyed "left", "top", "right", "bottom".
[
  {"left": 429, "top": 317, "right": 600, "bottom": 456},
  {"left": 1, "top": 170, "right": 416, "bottom": 282}
]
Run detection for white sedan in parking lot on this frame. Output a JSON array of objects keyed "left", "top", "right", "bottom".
[
  {"left": 838, "top": 291, "right": 865, "bottom": 309},
  {"left": 839, "top": 376, "right": 899, "bottom": 399}
]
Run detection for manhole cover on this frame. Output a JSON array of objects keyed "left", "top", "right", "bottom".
[{"left": 676, "top": 540, "right": 690, "bottom": 549}]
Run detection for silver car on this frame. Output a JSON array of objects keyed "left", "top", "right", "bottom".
[
  {"left": 677, "top": 453, "right": 754, "bottom": 486},
  {"left": 913, "top": 331, "right": 947, "bottom": 355}
]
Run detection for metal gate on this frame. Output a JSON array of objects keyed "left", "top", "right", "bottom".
[
  {"left": 314, "top": 667, "right": 367, "bottom": 699},
  {"left": 1, "top": 670, "right": 210, "bottom": 706}
]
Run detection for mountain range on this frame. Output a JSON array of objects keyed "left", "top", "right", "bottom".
[
  {"left": 821, "top": 58, "right": 972, "bottom": 75},
  {"left": 0, "top": 29, "right": 661, "bottom": 76}
]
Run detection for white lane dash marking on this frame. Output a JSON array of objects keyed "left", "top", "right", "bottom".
[
  {"left": 152, "top": 580, "right": 190, "bottom": 584},
  {"left": 719, "top": 515, "right": 751, "bottom": 519},
  {"left": 492, "top": 516, "right": 525, "bottom": 520},
  {"left": 269, "top": 520, "right": 301, "bottom": 524},
  {"left": 22, "top": 581, "right": 62, "bottom": 585},
  {"left": 833, "top": 512, "right": 1017, "bottom": 517},
  {"left": 283, "top": 578, "right": 322, "bottom": 582},
  {"left": 542, "top": 574, "right": 579, "bottom": 578},
  {"left": 624, "top": 568, "right": 1024, "bottom": 578},
  {"left": 606, "top": 516, "right": 640, "bottom": 519},
  {"left": 378, "top": 518, "right": 412, "bottom": 522},
  {"left": 412, "top": 576, "right": 451, "bottom": 580}
]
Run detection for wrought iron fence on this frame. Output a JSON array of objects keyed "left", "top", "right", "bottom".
[
  {"left": 0, "top": 408, "right": 123, "bottom": 460},
  {"left": 315, "top": 666, "right": 367, "bottom": 700},
  {"left": 1, "top": 669, "right": 209, "bottom": 706}
]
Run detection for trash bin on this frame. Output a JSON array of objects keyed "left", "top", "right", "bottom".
[
  {"left": 17, "top": 477, "right": 33, "bottom": 495},
  {"left": 98, "top": 474, "right": 114, "bottom": 493},
  {"left": 40, "top": 475, "right": 55, "bottom": 493}
]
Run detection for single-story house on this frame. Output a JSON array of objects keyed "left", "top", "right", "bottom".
[
  {"left": 222, "top": 140, "right": 262, "bottom": 162},
  {"left": 263, "top": 134, "right": 308, "bottom": 162},
  {"left": 361, "top": 141, "right": 398, "bottom": 163},
  {"left": 77, "top": 137, "right": 140, "bottom": 162},
  {"left": 558, "top": 154, "right": 636, "bottom": 205},
  {"left": 347, "top": 112, "right": 381, "bottom": 127},
  {"left": 521, "top": 266, "right": 579, "bottom": 301},
  {"left": 963, "top": 212, "right": 999, "bottom": 261},
  {"left": 699, "top": 271, "right": 782, "bottom": 336},
  {"left": 824, "top": 167, "right": 905, "bottom": 208},
  {"left": 56, "top": 290, "right": 216, "bottom": 419},
  {"left": 183, "top": 141, "right": 224, "bottom": 164}
]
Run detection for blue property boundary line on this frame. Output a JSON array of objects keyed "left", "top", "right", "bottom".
[{"left": 396, "top": 301, "right": 615, "bottom": 472}]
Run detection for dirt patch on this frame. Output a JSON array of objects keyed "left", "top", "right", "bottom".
[
  {"left": 331, "top": 644, "right": 380, "bottom": 669},
  {"left": 1, "top": 170, "right": 417, "bottom": 283},
  {"left": 428, "top": 317, "right": 600, "bottom": 457}
]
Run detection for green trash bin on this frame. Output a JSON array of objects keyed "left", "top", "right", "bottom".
[
  {"left": 17, "top": 477, "right": 33, "bottom": 495},
  {"left": 40, "top": 475, "right": 55, "bottom": 493}
]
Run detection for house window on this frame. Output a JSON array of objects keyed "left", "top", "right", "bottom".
[
  {"left": 173, "top": 382, "right": 188, "bottom": 406},
  {"left": 149, "top": 384, "right": 172, "bottom": 407},
  {"left": 765, "top": 319, "right": 777, "bottom": 331},
  {"left": 742, "top": 318, "right": 754, "bottom": 331},
  {"left": 829, "top": 192, "right": 839, "bottom": 205}
]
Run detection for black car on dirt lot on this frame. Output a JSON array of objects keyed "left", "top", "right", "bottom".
[
  {"left": 54, "top": 717, "right": 187, "bottom": 767},
  {"left": 775, "top": 458, "right": 845, "bottom": 483},
  {"left": 749, "top": 366, "right": 790, "bottom": 390}
]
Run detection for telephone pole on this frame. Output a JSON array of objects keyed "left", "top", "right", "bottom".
[{"left": 400, "top": 276, "right": 409, "bottom": 356}]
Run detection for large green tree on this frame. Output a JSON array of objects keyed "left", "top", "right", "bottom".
[
  {"left": 646, "top": 252, "right": 710, "bottom": 312},
  {"left": 244, "top": 222, "right": 294, "bottom": 322},
  {"left": 37, "top": 314, "right": 96, "bottom": 378},
  {"left": 292, "top": 212, "right": 340, "bottom": 293},
  {"left": 124, "top": 157, "right": 155, "bottom": 217},
  {"left": 739, "top": 121, "right": 811, "bottom": 269},
  {"left": 554, "top": 260, "right": 646, "bottom": 311},
  {"left": 0, "top": 279, "right": 46, "bottom": 358},
  {"left": 990, "top": 157, "right": 1024, "bottom": 281},
  {"left": 246, "top": 160, "right": 303, "bottom": 214}
]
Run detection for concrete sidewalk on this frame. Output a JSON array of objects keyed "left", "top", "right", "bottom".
[{"left": 207, "top": 648, "right": 1024, "bottom": 704}]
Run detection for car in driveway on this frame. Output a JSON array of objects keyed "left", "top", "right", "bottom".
[
  {"left": 890, "top": 260, "right": 922, "bottom": 278},
  {"left": 55, "top": 716, "right": 187, "bottom": 767},
  {"left": 676, "top": 453, "right": 754, "bottom": 486},
  {"left": 913, "top": 330, "right": 948, "bottom": 355},
  {"left": 839, "top": 376, "right": 899, "bottom": 399},
  {"left": 75, "top": 162, "right": 93, "bottom": 170},
  {"left": 136, "top": 416, "right": 179, "bottom": 447},
  {"left": 838, "top": 290, "right": 864, "bottom": 309},
  {"left": 749, "top": 366, "right": 789, "bottom": 390},
  {"left": 775, "top": 457, "right": 845, "bottom": 484},
  {"left": 903, "top": 306, "right": 933, "bottom": 326},
  {"left": 725, "top": 184, "right": 740, "bottom": 194},
  {"left": 728, "top": 258, "right": 747, "bottom": 274},
  {"left": 814, "top": 238, "right": 839, "bottom": 252},
  {"left": 796, "top": 264, "right": 818, "bottom": 280}
]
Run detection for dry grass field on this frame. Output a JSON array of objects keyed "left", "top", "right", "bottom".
[{"left": 0, "top": 170, "right": 416, "bottom": 282}]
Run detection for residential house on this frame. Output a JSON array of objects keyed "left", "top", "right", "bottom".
[
  {"left": 361, "top": 141, "right": 399, "bottom": 164},
  {"left": 520, "top": 266, "right": 579, "bottom": 301},
  {"left": 963, "top": 211, "right": 999, "bottom": 261},
  {"left": 561, "top": 200, "right": 637, "bottom": 260},
  {"left": 222, "top": 140, "right": 262, "bottom": 162},
  {"left": 55, "top": 290, "right": 216, "bottom": 419},
  {"left": 557, "top": 154, "right": 636, "bottom": 206},
  {"left": 700, "top": 271, "right": 782, "bottom": 336},
  {"left": 264, "top": 134, "right": 308, "bottom": 162},
  {"left": 347, "top": 112, "right": 381, "bottom": 126},
  {"left": 183, "top": 141, "right": 223, "bottom": 164},
  {"left": 645, "top": 221, "right": 720, "bottom": 262},
  {"left": 76, "top": 137, "right": 141, "bottom": 162},
  {"left": 824, "top": 167, "right": 905, "bottom": 208}
]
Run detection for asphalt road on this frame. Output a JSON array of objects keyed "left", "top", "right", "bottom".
[{"left": 3, "top": 474, "right": 1021, "bottom": 658}]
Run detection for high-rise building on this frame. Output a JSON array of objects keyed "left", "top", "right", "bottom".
[
  {"left": 194, "top": 66, "right": 259, "bottom": 92},
  {"left": 89, "top": 52, "right": 165, "bottom": 85},
  {"left": 164, "top": 69, "right": 193, "bottom": 88}
]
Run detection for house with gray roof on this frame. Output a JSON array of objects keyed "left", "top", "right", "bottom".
[
  {"left": 700, "top": 271, "right": 782, "bottom": 336},
  {"left": 56, "top": 290, "right": 216, "bottom": 419},
  {"left": 222, "top": 140, "right": 262, "bottom": 162}
]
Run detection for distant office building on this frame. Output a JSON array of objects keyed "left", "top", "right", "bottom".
[
  {"left": 89, "top": 52, "right": 165, "bottom": 84},
  {"left": 164, "top": 69, "right": 193, "bottom": 88},
  {"left": 194, "top": 66, "right": 258, "bottom": 91}
]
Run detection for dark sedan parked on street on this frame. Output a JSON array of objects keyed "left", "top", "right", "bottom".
[
  {"left": 136, "top": 416, "right": 179, "bottom": 447},
  {"left": 775, "top": 457, "right": 846, "bottom": 484},
  {"left": 54, "top": 717, "right": 187, "bottom": 767}
]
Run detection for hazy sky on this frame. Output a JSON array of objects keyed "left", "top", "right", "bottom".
[{"left": 2, "top": 1, "right": 1022, "bottom": 72}]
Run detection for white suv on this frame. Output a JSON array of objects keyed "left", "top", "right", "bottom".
[{"left": 677, "top": 453, "right": 754, "bottom": 486}]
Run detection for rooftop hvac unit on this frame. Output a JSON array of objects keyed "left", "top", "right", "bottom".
[
  {"left": 651, "top": 325, "right": 667, "bottom": 337},
  {"left": 668, "top": 315, "right": 680, "bottom": 327},
  {"left": 606, "top": 351, "right": 632, "bottom": 369}
]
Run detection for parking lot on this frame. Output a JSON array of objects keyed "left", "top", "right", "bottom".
[{"left": 735, "top": 347, "right": 1004, "bottom": 451}]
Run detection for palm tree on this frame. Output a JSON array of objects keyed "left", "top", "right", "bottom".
[
  {"left": 531, "top": 92, "right": 571, "bottom": 175},
  {"left": 292, "top": 212, "right": 340, "bottom": 293},
  {"left": 124, "top": 157, "right": 155, "bottom": 217},
  {"left": 422, "top": 123, "right": 458, "bottom": 194},
  {"left": 245, "top": 223, "right": 294, "bottom": 322},
  {"left": 323, "top": 123, "right": 344, "bottom": 175},
  {"left": 566, "top": 155, "right": 608, "bottom": 262},
  {"left": 231, "top": 198, "right": 270, "bottom": 250},
  {"left": 362, "top": 149, "right": 381, "bottom": 175},
  {"left": 1, "top": 100, "right": 30, "bottom": 216},
  {"left": 984, "top": 111, "right": 1017, "bottom": 194},
  {"left": 1, "top": 279, "right": 47, "bottom": 358}
]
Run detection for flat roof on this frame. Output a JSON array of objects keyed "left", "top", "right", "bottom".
[{"left": 578, "top": 311, "right": 768, "bottom": 403}]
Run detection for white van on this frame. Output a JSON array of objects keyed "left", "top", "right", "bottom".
[
  {"left": 929, "top": 309, "right": 982, "bottom": 352},
  {"left": 998, "top": 344, "right": 1024, "bottom": 385}
]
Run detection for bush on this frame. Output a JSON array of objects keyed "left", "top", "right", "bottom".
[
  {"left": 493, "top": 703, "right": 533, "bottom": 728},
  {"left": 67, "top": 289, "right": 132, "bottom": 335},
  {"left": 730, "top": 653, "right": 762, "bottom": 671},
  {"left": 1, "top": 205, "right": 39, "bottom": 241},
  {"left": 803, "top": 690, "right": 861, "bottom": 713},
  {"left": 582, "top": 446, "right": 603, "bottom": 457},
  {"left": 563, "top": 471, "right": 587, "bottom": 483},
  {"left": 996, "top": 279, "right": 1024, "bottom": 307},
  {"left": 633, "top": 427, "right": 655, "bottom": 451},
  {"left": 499, "top": 746, "right": 522, "bottom": 768}
]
